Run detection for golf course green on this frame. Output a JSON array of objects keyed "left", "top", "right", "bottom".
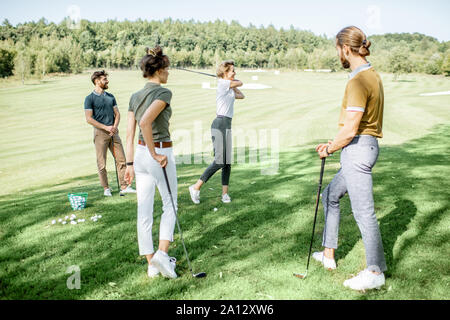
[{"left": 0, "top": 69, "right": 449, "bottom": 299}]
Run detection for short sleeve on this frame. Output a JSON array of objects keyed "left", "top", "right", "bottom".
[
  {"left": 217, "top": 79, "right": 231, "bottom": 95},
  {"left": 155, "top": 89, "right": 172, "bottom": 106},
  {"left": 128, "top": 94, "right": 134, "bottom": 112},
  {"left": 84, "top": 95, "right": 93, "bottom": 110},
  {"left": 112, "top": 96, "right": 117, "bottom": 108},
  {"left": 346, "top": 79, "right": 368, "bottom": 112}
]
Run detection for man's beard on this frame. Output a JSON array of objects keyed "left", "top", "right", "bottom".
[
  {"left": 340, "top": 56, "right": 350, "bottom": 69},
  {"left": 101, "top": 83, "right": 108, "bottom": 90}
]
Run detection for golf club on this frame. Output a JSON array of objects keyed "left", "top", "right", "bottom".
[
  {"left": 162, "top": 166, "right": 206, "bottom": 278},
  {"left": 173, "top": 67, "right": 217, "bottom": 78},
  {"left": 110, "top": 135, "right": 123, "bottom": 196},
  {"left": 294, "top": 157, "right": 326, "bottom": 279}
]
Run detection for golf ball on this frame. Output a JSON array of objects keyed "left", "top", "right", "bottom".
[
  {"left": 70, "top": 221, "right": 77, "bottom": 225},
  {"left": 213, "top": 208, "right": 218, "bottom": 212},
  {"left": 98, "top": 215, "right": 102, "bottom": 219},
  {"left": 58, "top": 219, "right": 62, "bottom": 222},
  {"left": 51, "top": 220, "right": 56, "bottom": 224},
  {"left": 65, "top": 216, "right": 69, "bottom": 220},
  {"left": 62, "top": 221, "right": 67, "bottom": 225}
]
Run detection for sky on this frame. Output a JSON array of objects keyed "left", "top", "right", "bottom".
[{"left": 1, "top": 0, "right": 449, "bottom": 42}]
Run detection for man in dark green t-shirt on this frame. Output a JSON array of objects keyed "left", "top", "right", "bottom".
[{"left": 84, "top": 70, "right": 136, "bottom": 196}]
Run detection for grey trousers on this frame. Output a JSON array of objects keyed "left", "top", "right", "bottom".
[
  {"left": 200, "top": 116, "right": 232, "bottom": 185},
  {"left": 321, "top": 135, "right": 387, "bottom": 273}
]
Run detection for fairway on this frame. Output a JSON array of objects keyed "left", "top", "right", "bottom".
[{"left": 0, "top": 69, "right": 449, "bottom": 299}]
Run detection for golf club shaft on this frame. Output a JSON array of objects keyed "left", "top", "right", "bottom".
[
  {"left": 111, "top": 136, "right": 121, "bottom": 191},
  {"left": 305, "top": 157, "right": 326, "bottom": 272},
  {"left": 174, "top": 67, "right": 217, "bottom": 78},
  {"left": 162, "top": 166, "right": 194, "bottom": 274}
]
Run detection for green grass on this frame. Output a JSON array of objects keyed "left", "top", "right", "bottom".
[{"left": 0, "top": 70, "right": 449, "bottom": 299}]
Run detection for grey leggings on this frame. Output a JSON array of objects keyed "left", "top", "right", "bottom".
[
  {"left": 200, "top": 116, "right": 232, "bottom": 185},
  {"left": 322, "top": 135, "right": 387, "bottom": 273}
]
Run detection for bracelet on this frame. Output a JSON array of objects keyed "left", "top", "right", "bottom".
[{"left": 126, "top": 162, "right": 134, "bottom": 166}]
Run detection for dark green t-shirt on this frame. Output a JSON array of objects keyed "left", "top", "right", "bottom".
[
  {"left": 84, "top": 91, "right": 117, "bottom": 126},
  {"left": 128, "top": 82, "right": 172, "bottom": 142}
]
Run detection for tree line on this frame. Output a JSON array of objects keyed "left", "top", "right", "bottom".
[{"left": 0, "top": 18, "right": 449, "bottom": 81}]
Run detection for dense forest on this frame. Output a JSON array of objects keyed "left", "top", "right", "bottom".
[{"left": 0, "top": 18, "right": 449, "bottom": 81}]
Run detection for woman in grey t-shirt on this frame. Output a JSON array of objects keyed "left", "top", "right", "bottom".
[
  {"left": 189, "top": 60, "right": 245, "bottom": 204},
  {"left": 124, "top": 46, "right": 178, "bottom": 279}
]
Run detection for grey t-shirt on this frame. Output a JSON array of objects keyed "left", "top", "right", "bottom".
[{"left": 128, "top": 82, "right": 172, "bottom": 143}]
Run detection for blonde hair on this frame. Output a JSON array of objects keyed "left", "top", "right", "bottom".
[
  {"left": 336, "top": 26, "right": 371, "bottom": 57},
  {"left": 216, "top": 60, "right": 235, "bottom": 78}
]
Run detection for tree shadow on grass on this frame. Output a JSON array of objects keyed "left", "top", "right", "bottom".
[{"left": 1, "top": 125, "right": 449, "bottom": 299}]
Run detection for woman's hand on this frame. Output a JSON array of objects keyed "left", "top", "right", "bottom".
[
  {"left": 124, "top": 166, "right": 135, "bottom": 185},
  {"left": 153, "top": 154, "right": 168, "bottom": 168}
]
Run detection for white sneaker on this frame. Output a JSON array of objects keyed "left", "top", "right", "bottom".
[
  {"left": 312, "top": 251, "right": 337, "bottom": 270},
  {"left": 189, "top": 185, "right": 200, "bottom": 204},
  {"left": 104, "top": 188, "right": 112, "bottom": 197},
  {"left": 147, "top": 257, "right": 176, "bottom": 278},
  {"left": 120, "top": 185, "right": 137, "bottom": 195},
  {"left": 147, "top": 264, "right": 160, "bottom": 278},
  {"left": 221, "top": 193, "right": 231, "bottom": 203},
  {"left": 150, "top": 250, "right": 177, "bottom": 279},
  {"left": 343, "top": 269, "right": 385, "bottom": 291}
]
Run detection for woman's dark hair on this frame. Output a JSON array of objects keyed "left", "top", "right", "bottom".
[
  {"left": 140, "top": 46, "right": 170, "bottom": 78},
  {"left": 91, "top": 70, "right": 108, "bottom": 84}
]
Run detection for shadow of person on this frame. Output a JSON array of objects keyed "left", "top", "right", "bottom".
[{"left": 379, "top": 199, "right": 417, "bottom": 277}]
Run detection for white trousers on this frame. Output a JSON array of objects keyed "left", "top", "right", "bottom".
[{"left": 134, "top": 144, "right": 177, "bottom": 255}]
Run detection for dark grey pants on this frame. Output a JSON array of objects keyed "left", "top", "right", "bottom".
[
  {"left": 321, "top": 135, "right": 387, "bottom": 273},
  {"left": 200, "top": 116, "right": 232, "bottom": 185}
]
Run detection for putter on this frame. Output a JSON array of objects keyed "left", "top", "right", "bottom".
[
  {"left": 294, "top": 157, "right": 326, "bottom": 279},
  {"left": 162, "top": 166, "right": 206, "bottom": 278},
  {"left": 110, "top": 135, "right": 123, "bottom": 196}
]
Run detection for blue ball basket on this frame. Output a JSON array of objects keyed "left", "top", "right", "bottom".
[{"left": 68, "top": 193, "right": 88, "bottom": 211}]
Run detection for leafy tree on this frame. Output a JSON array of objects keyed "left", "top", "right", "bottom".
[{"left": 0, "top": 47, "right": 16, "bottom": 77}]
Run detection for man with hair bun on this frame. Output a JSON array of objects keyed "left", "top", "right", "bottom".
[
  {"left": 84, "top": 70, "right": 136, "bottom": 196},
  {"left": 314, "top": 26, "right": 387, "bottom": 290}
]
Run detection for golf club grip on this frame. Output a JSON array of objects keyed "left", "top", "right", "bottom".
[{"left": 162, "top": 166, "right": 172, "bottom": 194}]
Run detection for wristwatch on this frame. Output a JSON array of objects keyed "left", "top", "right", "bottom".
[{"left": 126, "top": 162, "right": 134, "bottom": 166}]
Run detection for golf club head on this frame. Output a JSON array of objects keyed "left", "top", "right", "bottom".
[
  {"left": 193, "top": 272, "right": 207, "bottom": 278},
  {"left": 293, "top": 271, "right": 307, "bottom": 279},
  {"left": 120, "top": 193, "right": 125, "bottom": 197}
]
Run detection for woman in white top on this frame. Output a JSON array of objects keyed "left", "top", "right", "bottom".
[{"left": 189, "top": 60, "right": 244, "bottom": 204}]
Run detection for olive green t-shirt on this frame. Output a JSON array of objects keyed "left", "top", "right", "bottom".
[
  {"left": 128, "top": 82, "right": 172, "bottom": 143},
  {"left": 339, "top": 66, "right": 384, "bottom": 138}
]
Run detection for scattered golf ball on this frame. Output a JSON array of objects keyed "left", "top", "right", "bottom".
[
  {"left": 98, "top": 215, "right": 102, "bottom": 219},
  {"left": 51, "top": 220, "right": 56, "bottom": 225},
  {"left": 62, "top": 221, "right": 67, "bottom": 225},
  {"left": 58, "top": 219, "right": 62, "bottom": 222},
  {"left": 213, "top": 208, "right": 218, "bottom": 212},
  {"left": 65, "top": 216, "right": 69, "bottom": 220},
  {"left": 70, "top": 221, "right": 77, "bottom": 225}
]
